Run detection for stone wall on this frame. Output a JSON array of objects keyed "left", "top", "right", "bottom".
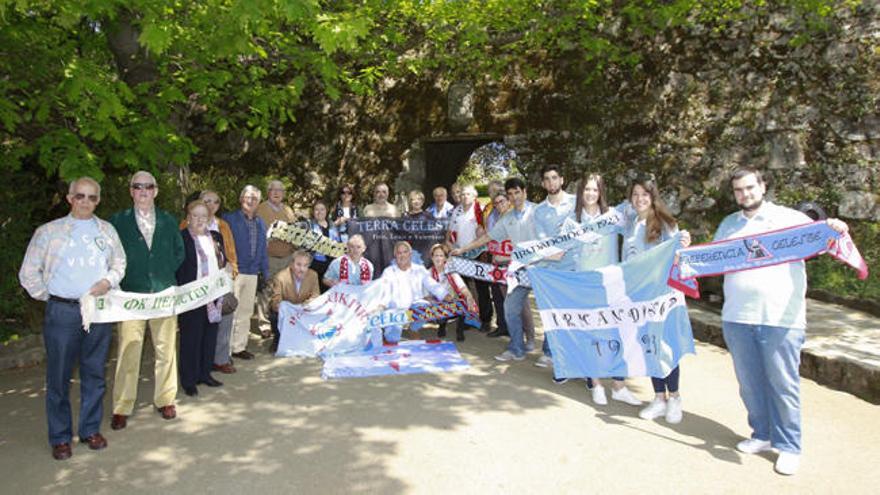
[{"left": 190, "top": 2, "right": 878, "bottom": 234}]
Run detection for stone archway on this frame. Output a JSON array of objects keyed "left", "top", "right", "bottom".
[{"left": 394, "top": 133, "right": 503, "bottom": 203}]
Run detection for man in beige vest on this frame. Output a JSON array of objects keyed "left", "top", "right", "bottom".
[{"left": 255, "top": 180, "right": 297, "bottom": 338}]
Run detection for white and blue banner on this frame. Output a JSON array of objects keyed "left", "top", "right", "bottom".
[
  {"left": 322, "top": 340, "right": 470, "bottom": 379},
  {"left": 529, "top": 236, "right": 694, "bottom": 379},
  {"left": 669, "top": 221, "right": 869, "bottom": 298},
  {"left": 368, "top": 300, "right": 481, "bottom": 330},
  {"left": 276, "top": 282, "right": 387, "bottom": 358},
  {"left": 509, "top": 208, "right": 626, "bottom": 270}
]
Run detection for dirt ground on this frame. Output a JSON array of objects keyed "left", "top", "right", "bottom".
[{"left": 2, "top": 329, "right": 879, "bottom": 494}]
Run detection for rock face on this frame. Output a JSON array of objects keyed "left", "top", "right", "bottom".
[{"left": 192, "top": 2, "right": 879, "bottom": 229}]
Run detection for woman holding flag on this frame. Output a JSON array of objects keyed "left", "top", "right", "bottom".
[
  {"left": 621, "top": 175, "right": 691, "bottom": 424},
  {"left": 571, "top": 173, "right": 643, "bottom": 408}
]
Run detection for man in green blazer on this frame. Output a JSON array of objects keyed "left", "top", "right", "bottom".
[{"left": 108, "top": 171, "right": 185, "bottom": 430}]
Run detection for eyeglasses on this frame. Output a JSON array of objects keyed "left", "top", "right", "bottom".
[
  {"left": 341, "top": 190, "right": 353, "bottom": 195},
  {"left": 202, "top": 198, "right": 220, "bottom": 204},
  {"left": 131, "top": 183, "right": 156, "bottom": 190},
  {"left": 73, "top": 193, "right": 99, "bottom": 203}
]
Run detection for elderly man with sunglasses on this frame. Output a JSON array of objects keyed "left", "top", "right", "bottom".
[
  {"left": 108, "top": 171, "right": 185, "bottom": 430},
  {"left": 20, "top": 177, "right": 126, "bottom": 460}
]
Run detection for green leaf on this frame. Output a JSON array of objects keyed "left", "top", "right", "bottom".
[{"left": 139, "top": 22, "right": 173, "bottom": 55}]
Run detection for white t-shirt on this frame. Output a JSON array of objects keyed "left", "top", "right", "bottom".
[
  {"left": 379, "top": 263, "right": 448, "bottom": 309},
  {"left": 448, "top": 203, "right": 480, "bottom": 248},
  {"left": 713, "top": 201, "right": 812, "bottom": 329}
]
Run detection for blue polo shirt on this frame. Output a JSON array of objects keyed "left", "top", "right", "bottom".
[
  {"left": 571, "top": 208, "right": 621, "bottom": 270},
  {"left": 621, "top": 215, "right": 677, "bottom": 262},
  {"left": 533, "top": 193, "right": 577, "bottom": 270}
]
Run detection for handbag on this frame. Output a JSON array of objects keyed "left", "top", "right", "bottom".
[{"left": 221, "top": 292, "right": 239, "bottom": 316}]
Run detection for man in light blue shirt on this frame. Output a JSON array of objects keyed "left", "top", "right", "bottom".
[
  {"left": 714, "top": 167, "right": 849, "bottom": 476},
  {"left": 427, "top": 186, "right": 455, "bottom": 219},
  {"left": 19, "top": 177, "right": 126, "bottom": 461},
  {"left": 324, "top": 235, "right": 375, "bottom": 286},
  {"left": 532, "top": 165, "right": 577, "bottom": 369},
  {"left": 452, "top": 177, "right": 536, "bottom": 361}
]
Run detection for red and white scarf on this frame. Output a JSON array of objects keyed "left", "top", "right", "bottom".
[
  {"left": 339, "top": 255, "right": 372, "bottom": 283},
  {"left": 430, "top": 266, "right": 460, "bottom": 296},
  {"left": 432, "top": 266, "right": 479, "bottom": 314}
]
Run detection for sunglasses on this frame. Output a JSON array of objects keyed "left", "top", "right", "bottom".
[
  {"left": 131, "top": 183, "right": 156, "bottom": 190},
  {"left": 73, "top": 193, "right": 99, "bottom": 203}
]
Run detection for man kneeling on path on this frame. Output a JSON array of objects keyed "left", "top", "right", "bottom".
[
  {"left": 20, "top": 177, "right": 126, "bottom": 460},
  {"left": 379, "top": 241, "right": 451, "bottom": 344},
  {"left": 270, "top": 249, "right": 320, "bottom": 353}
]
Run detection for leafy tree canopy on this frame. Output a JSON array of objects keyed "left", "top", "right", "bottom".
[{"left": 0, "top": 0, "right": 856, "bottom": 181}]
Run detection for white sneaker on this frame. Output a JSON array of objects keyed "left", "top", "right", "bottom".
[
  {"left": 774, "top": 452, "right": 800, "bottom": 476},
  {"left": 590, "top": 385, "right": 608, "bottom": 405},
  {"left": 495, "top": 350, "right": 525, "bottom": 362},
  {"left": 639, "top": 398, "right": 667, "bottom": 420},
  {"left": 611, "top": 386, "right": 643, "bottom": 406},
  {"left": 534, "top": 355, "right": 553, "bottom": 368},
  {"left": 736, "top": 438, "right": 772, "bottom": 455},
  {"left": 665, "top": 396, "right": 683, "bottom": 424}
]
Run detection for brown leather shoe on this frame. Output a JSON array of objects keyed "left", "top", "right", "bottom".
[
  {"left": 157, "top": 405, "right": 177, "bottom": 420},
  {"left": 213, "top": 363, "right": 236, "bottom": 374},
  {"left": 110, "top": 414, "right": 128, "bottom": 430},
  {"left": 80, "top": 433, "right": 108, "bottom": 450},
  {"left": 231, "top": 350, "right": 254, "bottom": 360},
  {"left": 52, "top": 442, "right": 72, "bottom": 460}
]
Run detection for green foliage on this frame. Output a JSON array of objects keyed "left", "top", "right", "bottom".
[
  {"left": 807, "top": 221, "right": 880, "bottom": 301},
  {"left": 0, "top": 0, "right": 867, "bottom": 338},
  {"left": 1, "top": 0, "right": 853, "bottom": 182},
  {"left": 0, "top": 167, "right": 64, "bottom": 339}
]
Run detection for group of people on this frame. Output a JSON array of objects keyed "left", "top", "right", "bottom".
[{"left": 20, "top": 166, "right": 848, "bottom": 477}]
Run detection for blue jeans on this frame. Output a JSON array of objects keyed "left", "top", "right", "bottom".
[
  {"left": 43, "top": 300, "right": 111, "bottom": 445},
  {"left": 504, "top": 286, "right": 530, "bottom": 357},
  {"left": 651, "top": 366, "right": 680, "bottom": 393},
  {"left": 722, "top": 321, "right": 805, "bottom": 454}
]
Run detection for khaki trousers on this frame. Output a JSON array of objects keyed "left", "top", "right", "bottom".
[
  {"left": 231, "top": 274, "right": 258, "bottom": 353},
  {"left": 256, "top": 255, "right": 292, "bottom": 333},
  {"left": 112, "top": 316, "right": 178, "bottom": 415}
]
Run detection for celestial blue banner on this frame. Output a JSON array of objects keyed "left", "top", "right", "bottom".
[
  {"left": 529, "top": 237, "right": 695, "bottom": 379},
  {"left": 669, "top": 221, "right": 868, "bottom": 297},
  {"left": 322, "top": 340, "right": 470, "bottom": 379}
]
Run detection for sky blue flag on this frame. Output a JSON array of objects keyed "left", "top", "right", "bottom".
[
  {"left": 529, "top": 236, "right": 695, "bottom": 379},
  {"left": 322, "top": 340, "right": 470, "bottom": 379}
]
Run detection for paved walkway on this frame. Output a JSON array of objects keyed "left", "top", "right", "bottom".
[
  {"left": 689, "top": 299, "right": 880, "bottom": 403},
  {"left": 1, "top": 313, "right": 879, "bottom": 494}
]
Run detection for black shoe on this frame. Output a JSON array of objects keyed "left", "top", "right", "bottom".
[
  {"left": 232, "top": 350, "right": 255, "bottom": 360},
  {"left": 199, "top": 376, "right": 223, "bottom": 387},
  {"left": 487, "top": 329, "right": 509, "bottom": 338},
  {"left": 183, "top": 385, "right": 198, "bottom": 397},
  {"left": 479, "top": 323, "right": 492, "bottom": 333}
]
